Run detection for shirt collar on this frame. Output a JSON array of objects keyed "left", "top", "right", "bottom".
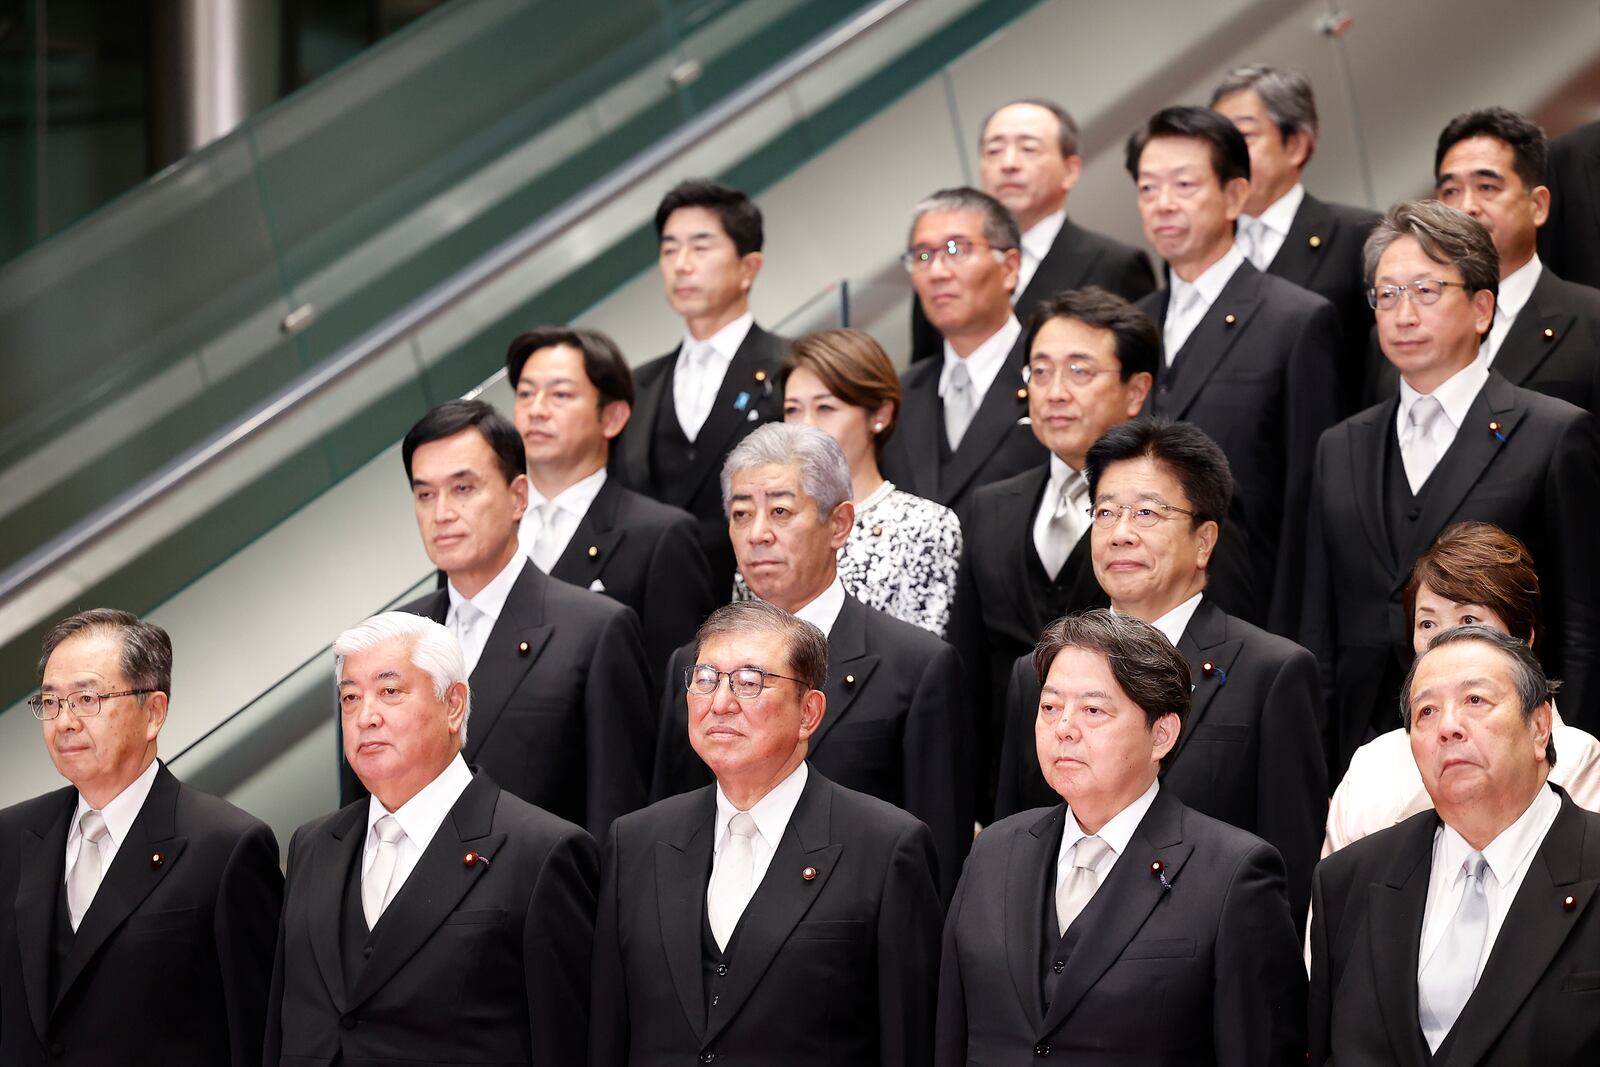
[
  {"left": 1021, "top": 209, "right": 1067, "bottom": 263},
  {"left": 940, "top": 314, "right": 1022, "bottom": 399},
  {"left": 1496, "top": 253, "right": 1543, "bottom": 324},
  {"left": 367, "top": 752, "right": 474, "bottom": 849},
  {"left": 1397, "top": 351, "right": 1491, "bottom": 434},
  {"left": 1435, "top": 780, "right": 1561, "bottom": 888},
  {"left": 1149, "top": 592, "right": 1204, "bottom": 647},
  {"left": 1060, "top": 778, "right": 1160, "bottom": 867},
  {"left": 1047, "top": 453, "right": 1084, "bottom": 495},
  {"left": 714, "top": 760, "right": 809, "bottom": 853},
  {"left": 527, "top": 465, "right": 607, "bottom": 515},
  {"left": 1170, "top": 244, "right": 1245, "bottom": 311},
  {"left": 447, "top": 551, "right": 526, "bottom": 626},
  {"left": 789, "top": 573, "right": 848, "bottom": 638},
  {"left": 1239, "top": 182, "right": 1305, "bottom": 238},
  {"left": 72, "top": 756, "right": 161, "bottom": 849},
  {"left": 681, "top": 310, "right": 755, "bottom": 364}
]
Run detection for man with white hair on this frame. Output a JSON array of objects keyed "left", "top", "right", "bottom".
[{"left": 266, "top": 612, "right": 599, "bottom": 1066}]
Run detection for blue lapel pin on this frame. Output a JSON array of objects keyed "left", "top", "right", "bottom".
[
  {"left": 1489, "top": 420, "right": 1506, "bottom": 443},
  {"left": 734, "top": 391, "right": 751, "bottom": 411}
]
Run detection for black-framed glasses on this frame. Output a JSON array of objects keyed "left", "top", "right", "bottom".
[
  {"left": 28, "top": 688, "right": 157, "bottom": 720},
  {"left": 899, "top": 238, "right": 1010, "bottom": 273},
  {"left": 1088, "top": 503, "right": 1196, "bottom": 529},
  {"left": 685, "top": 665, "right": 804, "bottom": 700},
  {"left": 1366, "top": 279, "right": 1467, "bottom": 311}
]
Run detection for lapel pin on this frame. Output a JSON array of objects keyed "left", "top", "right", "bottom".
[
  {"left": 518, "top": 641, "right": 530, "bottom": 655},
  {"left": 844, "top": 673, "right": 856, "bottom": 687},
  {"left": 1223, "top": 314, "right": 1237, "bottom": 326},
  {"left": 1150, "top": 860, "right": 1172, "bottom": 891},
  {"left": 1564, "top": 894, "right": 1577, "bottom": 911},
  {"left": 1543, "top": 328, "right": 1556, "bottom": 340},
  {"left": 150, "top": 852, "right": 164, "bottom": 869},
  {"left": 1016, "top": 387, "right": 1029, "bottom": 400},
  {"left": 1200, "top": 661, "right": 1228, "bottom": 686},
  {"left": 587, "top": 545, "right": 600, "bottom": 558},
  {"left": 464, "top": 851, "right": 489, "bottom": 868},
  {"left": 1309, "top": 235, "right": 1323, "bottom": 249},
  {"left": 802, "top": 866, "right": 817, "bottom": 881},
  {"left": 870, "top": 525, "right": 883, "bottom": 537},
  {"left": 1489, "top": 420, "right": 1506, "bottom": 443},
  {"left": 734, "top": 391, "right": 751, "bottom": 411},
  {"left": 754, "top": 370, "right": 767, "bottom": 383}
]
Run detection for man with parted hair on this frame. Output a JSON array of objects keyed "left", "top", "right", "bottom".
[
  {"left": 268, "top": 611, "right": 597, "bottom": 1065},
  {"left": 1302, "top": 199, "right": 1600, "bottom": 780},
  {"left": 881, "top": 186, "right": 1049, "bottom": 512},
  {"left": 1310, "top": 625, "right": 1600, "bottom": 1065},
  {"left": 0, "top": 609, "right": 282, "bottom": 1066},
  {"left": 592, "top": 600, "right": 943, "bottom": 1066},
  {"left": 908, "top": 98, "right": 1156, "bottom": 362},
  {"left": 937, "top": 609, "right": 1305, "bottom": 1065},
  {"left": 652, "top": 421, "right": 973, "bottom": 900}
]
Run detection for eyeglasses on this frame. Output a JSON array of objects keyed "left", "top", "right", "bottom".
[
  {"left": 1366, "top": 279, "right": 1468, "bottom": 311},
  {"left": 900, "top": 238, "right": 1010, "bottom": 273},
  {"left": 1023, "top": 360, "right": 1110, "bottom": 390},
  {"left": 685, "top": 665, "right": 804, "bottom": 700},
  {"left": 28, "top": 688, "right": 157, "bottom": 720},
  {"left": 1088, "top": 503, "right": 1195, "bottom": 529}
]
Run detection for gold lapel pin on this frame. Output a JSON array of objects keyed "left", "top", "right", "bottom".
[
  {"left": 150, "top": 852, "right": 163, "bottom": 869},
  {"left": 587, "top": 545, "right": 599, "bottom": 558},
  {"left": 518, "top": 641, "right": 530, "bottom": 655},
  {"left": 1223, "top": 314, "right": 1237, "bottom": 326},
  {"left": 1149, "top": 860, "right": 1164, "bottom": 873},
  {"left": 754, "top": 370, "right": 768, "bottom": 383},
  {"left": 1309, "top": 235, "right": 1323, "bottom": 249},
  {"left": 1544, "top": 328, "right": 1556, "bottom": 340},
  {"left": 802, "top": 866, "right": 817, "bottom": 881},
  {"left": 844, "top": 673, "right": 856, "bottom": 686},
  {"left": 1016, "top": 387, "right": 1029, "bottom": 400}
]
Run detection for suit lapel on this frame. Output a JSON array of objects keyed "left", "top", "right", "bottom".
[
  {"left": 306, "top": 803, "right": 368, "bottom": 1014},
  {"left": 1346, "top": 401, "right": 1401, "bottom": 577},
  {"left": 550, "top": 476, "right": 624, "bottom": 589},
  {"left": 14, "top": 789, "right": 74, "bottom": 1042},
  {"left": 1266, "top": 193, "right": 1334, "bottom": 288},
  {"left": 685, "top": 327, "right": 779, "bottom": 501},
  {"left": 809, "top": 598, "right": 880, "bottom": 753},
  {"left": 1006, "top": 806, "right": 1062, "bottom": 1033},
  {"left": 705, "top": 773, "right": 843, "bottom": 1044},
  {"left": 1040, "top": 790, "right": 1193, "bottom": 1037},
  {"left": 1161, "top": 265, "right": 1264, "bottom": 419},
  {"left": 1167, "top": 601, "right": 1242, "bottom": 767},
  {"left": 463, "top": 564, "right": 553, "bottom": 760},
  {"left": 1018, "top": 218, "right": 1098, "bottom": 308},
  {"left": 1366, "top": 813, "right": 1436, "bottom": 1067},
  {"left": 56, "top": 765, "right": 190, "bottom": 1011},
  {"left": 897, "top": 365, "right": 944, "bottom": 500},
  {"left": 941, "top": 334, "right": 1030, "bottom": 503},
  {"left": 1491, "top": 271, "right": 1576, "bottom": 389},
  {"left": 654, "top": 789, "right": 716, "bottom": 1040},
  {"left": 348, "top": 774, "right": 506, "bottom": 1010},
  {"left": 619, "top": 354, "right": 672, "bottom": 489},
  {"left": 999, "top": 468, "right": 1050, "bottom": 637}
]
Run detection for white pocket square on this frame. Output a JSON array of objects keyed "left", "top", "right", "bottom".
[{"left": 589, "top": 579, "right": 606, "bottom": 593}]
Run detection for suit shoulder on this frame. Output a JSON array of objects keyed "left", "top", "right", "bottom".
[
  {"left": 292, "top": 797, "right": 367, "bottom": 842},
  {"left": 827, "top": 778, "right": 929, "bottom": 840},
  {"left": 1072, "top": 223, "right": 1148, "bottom": 263},
  {"left": 0, "top": 785, "right": 75, "bottom": 834},
  {"left": 1254, "top": 269, "right": 1337, "bottom": 314},
  {"left": 970, "top": 465, "right": 1045, "bottom": 507},
  {"left": 541, "top": 571, "right": 635, "bottom": 625},
  {"left": 900, "top": 358, "right": 940, "bottom": 388},
  {"left": 1319, "top": 808, "right": 1435, "bottom": 885},
  {"left": 612, "top": 787, "right": 711, "bottom": 840},
  {"left": 490, "top": 788, "right": 594, "bottom": 848},
  {"left": 1178, "top": 802, "right": 1282, "bottom": 860},
  {"left": 1544, "top": 272, "right": 1600, "bottom": 315},
  {"left": 633, "top": 350, "right": 677, "bottom": 383},
  {"left": 1511, "top": 382, "right": 1589, "bottom": 425},
  {"left": 748, "top": 324, "right": 791, "bottom": 363},
  {"left": 1321, "top": 198, "right": 1382, "bottom": 229},
  {"left": 612, "top": 486, "right": 700, "bottom": 533},
  {"left": 861, "top": 601, "right": 952, "bottom": 658},
  {"left": 173, "top": 779, "right": 274, "bottom": 838},
  {"left": 1220, "top": 613, "right": 1317, "bottom": 666}
]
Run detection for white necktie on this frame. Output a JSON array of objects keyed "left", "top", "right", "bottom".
[
  {"left": 1418, "top": 851, "right": 1490, "bottom": 1051},
  {"left": 452, "top": 600, "right": 487, "bottom": 676},
  {"left": 707, "top": 812, "right": 759, "bottom": 950},
  {"left": 66, "top": 809, "right": 109, "bottom": 931},
  {"left": 1402, "top": 395, "right": 1446, "bottom": 492},
  {"left": 1241, "top": 218, "right": 1271, "bottom": 271},
  {"left": 362, "top": 814, "right": 406, "bottom": 929},
  {"left": 1056, "top": 835, "right": 1112, "bottom": 937},
  {"left": 1038, "top": 475, "right": 1089, "bottom": 579},
  {"left": 1483, "top": 306, "right": 1511, "bottom": 364},
  {"left": 945, "top": 361, "right": 976, "bottom": 451},
  {"left": 675, "top": 342, "right": 715, "bottom": 442},
  {"left": 1163, "top": 287, "right": 1201, "bottom": 365},
  {"left": 529, "top": 501, "right": 563, "bottom": 572}
]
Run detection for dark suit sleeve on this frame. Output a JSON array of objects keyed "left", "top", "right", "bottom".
[
  {"left": 650, "top": 646, "right": 708, "bottom": 801},
  {"left": 1212, "top": 841, "right": 1307, "bottom": 1066},
  {"left": 876, "top": 821, "right": 943, "bottom": 1066},
  {"left": 209, "top": 820, "right": 282, "bottom": 1067},
  {"left": 1300, "top": 433, "right": 1340, "bottom": 772},
  {"left": 933, "top": 862, "right": 972, "bottom": 1067},
  {"left": 525, "top": 827, "right": 600, "bottom": 1064},
  {"left": 947, "top": 539, "right": 997, "bottom": 817},
  {"left": 994, "top": 654, "right": 1033, "bottom": 820},
  {"left": 1255, "top": 645, "right": 1328, "bottom": 934},
  {"left": 641, "top": 513, "right": 718, "bottom": 679},
  {"left": 586, "top": 605, "right": 656, "bottom": 837},
  {"left": 1113, "top": 248, "right": 1158, "bottom": 303},
  {"left": 1307, "top": 864, "right": 1335, "bottom": 1066},
  {"left": 1207, "top": 483, "right": 1264, "bottom": 626},
  {"left": 263, "top": 827, "right": 302, "bottom": 1067},
  {"left": 1545, "top": 413, "right": 1600, "bottom": 730},
  {"left": 904, "top": 643, "right": 975, "bottom": 901},
  {"left": 589, "top": 823, "right": 628, "bottom": 1067}
]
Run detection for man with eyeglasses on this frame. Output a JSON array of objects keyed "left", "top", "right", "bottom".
[
  {"left": 880, "top": 186, "right": 1048, "bottom": 513},
  {"left": 990, "top": 417, "right": 1326, "bottom": 930},
  {"left": 1303, "top": 199, "right": 1600, "bottom": 782},
  {"left": 651, "top": 422, "right": 972, "bottom": 900},
  {"left": 0, "top": 609, "right": 282, "bottom": 1066},
  {"left": 592, "top": 599, "right": 943, "bottom": 1066}
]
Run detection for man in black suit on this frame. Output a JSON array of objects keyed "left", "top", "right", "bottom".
[
  {"left": 269, "top": 611, "right": 597, "bottom": 1065},
  {"left": 993, "top": 418, "right": 1326, "bottom": 927},
  {"left": 1310, "top": 625, "right": 1600, "bottom": 1065},
  {"left": 881, "top": 186, "right": 1048, "bottom": 512},
  {"left": 909, "top": 99, "right": 1156, "bottom": 362},
  {"left": 0, "top": 609, "right": 281, "bottom": 1066},
  {"left": 937, "top": 610, "right": 1305, "bottom": 1065},
  {"left": 507, "top": 325, "right": 715, "bottom": 689},
  {"left": 340, "top": 399, "right": 655, "bottom": 839},
  {"left": 1302, "top": 200, "right": 1600, "bottom": 780},
  {"left": 612, "top": 179, "right": 786, "bottom": 589},
  {"left": 1129, "top": 105, "right": 1342, "bottom": 631},
  {"left": 652, "top": 422, "right": 972, "bottom": 899},
  {"left": 1211, "top": 64, "right": 1380, "bottom": 415},
  {"left": 593, "top": 600, "right": 943, "bottom": 1066},
  {"left": 1539, "top": 118, "right": 1600, "bottom": 290}
]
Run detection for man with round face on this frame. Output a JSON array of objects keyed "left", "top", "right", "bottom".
[
  {"left": 1433, "top": 106, "right": 1600, "bottom": 412},
  {"left": 937, "top": 609, "right": 1304, "bottom": 1065},
  {"left": 505, "top": 326, "right": 714, "bottom": 687},
  {"left": 268, "top": 612, "right": 599, "bottom": 1066},
  {"left": 613, "top": 180, "right": 787, "bottom": 591},
  {"left": 653, "top": 422, "right": 973, "bottom": 899},
  {"left": 0, "top": 609, "right": 281, "bottom": 1066},
  {"left": 1310, "top": 625, "right": 1600, "bottom": 1064},
  {"left": 1127, "top": 104, "right": 1342, "bottom": 633},
  {"left": 592, "top": 601, "right": 943, "bottom": 1067},
  {"left": 1301, "top": 199, "right": 1600, "bottom": 780}
]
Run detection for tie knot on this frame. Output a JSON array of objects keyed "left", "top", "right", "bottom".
[
  {"left": 1463, "top": 851, "right": 1489, "bottom": 884},
  {"left": 79, "top": 809, "right": 108, "bottom": 844},
  {"left": 1408, "top": 394, "right": 1445, "bottom": 431},
  {"left": 728, "top": 811, "right": 758, "bottom": 840},
  {"left": 373, "top": 814, "right": 405, "bottom": 846},
  {"left": 1055, "top": 475, "right": 1087, "bottom": 518},
  {"left": 1073, "top": 835, "right": 1111, "bottom": 872},
  {"left": 948, "top": 361, "right": 972, "bottom": 391}
]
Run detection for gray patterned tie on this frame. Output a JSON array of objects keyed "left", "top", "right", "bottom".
[
  {"left": 944, "top": 361, "right": 976, "bottom": 450},
  {"left": 1418, "top": 851, "right": 1490, "bottom": 1051},
  {"left": 1039, "top": 475, "right": 1089, "bottom": 579},
  {"left": 1056, "top": 835, "right": 1112, "bottom": 937},
  {"left": 361, "top": 814, "right": 406, "bottom": 929},
  {"left": 66, "top": 809, "right": 109, "bottom": 931},
  {"left": 1402, "top": 394, "right": 1446, "bottom": 491}
]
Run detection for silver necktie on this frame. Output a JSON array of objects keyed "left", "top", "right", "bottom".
[
  {"left": 1402, "top": 394, "right": 1446, "bottom": 492},
  {"left": 361, "top": 814, "right": 407, "bottom": 929},
  {"left": 1418, "top": 851, "right": 1490, "bottom": 1051},
  {"left": 1039, "top": 476, "right": 1089, "bottom": 579},
  {"left": 707, "top": 811, "right": 759, "bottom": 950},
  {"left": 1056, "top": 835, "right": 1112, "bottom": 937},
  {"left": 944, "top": 361, "right": 976, "bottom": 450},
  {"left": 66, "top": 809, "right": 110, "bottom": 931}
]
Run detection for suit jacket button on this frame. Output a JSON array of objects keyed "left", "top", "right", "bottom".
[
  {"left": 340, "top": 1015, "right": 357, "bottom": 1030},
  {"left": 700, "top": 1052, "right": 717, "bottom": 1063},
  {"left": 1159, "top": 383, "right": 1170, "bottom": 395},
  {"left": 363, "top": 946, "right": 373, "bottom": 958},
  {"left": 1053, "top": 959, "right": 1065, "bottom": 974},
  {"left": 1407, "top": 508, "right": 1421, "bottom": 521},
  {"left": 1035, "top": 1043, "right": 1051, "bottom": 1056},
  {"left": 716, "top": 962, "right": 729, "bottom": 976}
]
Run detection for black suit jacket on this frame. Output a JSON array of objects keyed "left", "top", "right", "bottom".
[
  {"left": 909, "top": 215, "right": 1157, "bottom": 362},
  {"left": 0, "top": 762, "right": 281, "bottom": 1067},
  {"left": 1309, "top": 786, "right": 1600, "bottom": 1066},
  {"left": 1540, "top": 119, "right": 1600, "bottom": 291},
  {"left": 651, "top": 595, "right": 974, "bottom": 901},
  {"left": 992, "top": 598, "right": 1327, "bottom": 928},
  {"left": 591, "top": 769, "right": 942, "bottom": 1066},
  {"left": 935, "top": 788, "right": 1306, "bottom": 1065},
  {"left": 880, "top": 329, "right": 1048, "bottom": 513},
  {"left": 1141, "top": 261, "right": 1343, "bottom": 632},
  {"left": 614, "top": 323, "right": 787, "bottom": 586},
  {"left": 549, "top": 476, "right": 716, "bottom": 692},
  {"left": 1302, "top": 374, "right": 1600, "bottom": 777},
  {"left": 342, "top": 560, "right": 655, "bottom": 839},
  {"left": 266, "top": 770, "right": 599, "bottom": 1066}
]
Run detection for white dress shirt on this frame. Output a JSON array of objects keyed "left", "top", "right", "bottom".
[
  {"left": 1032, "top": 455, "right": 1090, "bottom": 567},
  {"left": 1395, "top": 352, "right": 1491, "bottom": 489},
  {"left": 710, "top": 760, "right": 809, "bottom": 912},
  {"left": 674, "top": 311, "right": 754, "bottom": 441},
  {"left": 940, "top": 315, "right": 1022, "bottom": 411},
  {"left": 1164, "top": 245, "right": 1245, "bottom": 363},
  {"left": 1484, "top": 254, "right": 1543, "bottom": 364},
  {"left": 65, "top": 756, "right": 161, "bottom": 891},
  {"left": 1235, "top": 183, "right": 1305, "bottom": 271},
  {"left": 790, "top": 573, "right": 848, "bottom": 638},
  {"left": 1149, "top": 592, "right": 1204, "bottom": 648},
  {"left": 519, "top": 466, "right": 607, "bottom": 572},
  {"left": 1016, "top": 210, "right": 1067, "bottom": 300},
  {"left": 1056, "top": 778, "right": 1160, "bottom": 896},
  {"left": 446, "top": 552, "right": 526, "bottom": 676},
  {"left": 360, "top": 753, "right": 474, "bottom": 918}
]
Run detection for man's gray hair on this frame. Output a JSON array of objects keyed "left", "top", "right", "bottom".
[
  {"left": 907, "top": 186, "right": 1021, "bottom": 253},
  {"left": 695, "top": 601, "right": 829, "bottom": 692},
  {"left": 1210, "top": 64, "right": 1319, "bottom": 155},
  {"left": 979, "top": 98, "right": 1080, "bottom": 158},
  {"left": 1399, "top": 624, "right": 1558, "bottom": 767},
  {"left": 37, "top": 608, "right": 173, "bottom": 699},
  {"left": 1362, "top": 199, "right": 1500, "bottom": 299},
  {"left": 334, "top": 611, "right": 473, "bottom": 746},
  {"left": 721, "top": 422, "right": 853, "bottom": 519}
]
